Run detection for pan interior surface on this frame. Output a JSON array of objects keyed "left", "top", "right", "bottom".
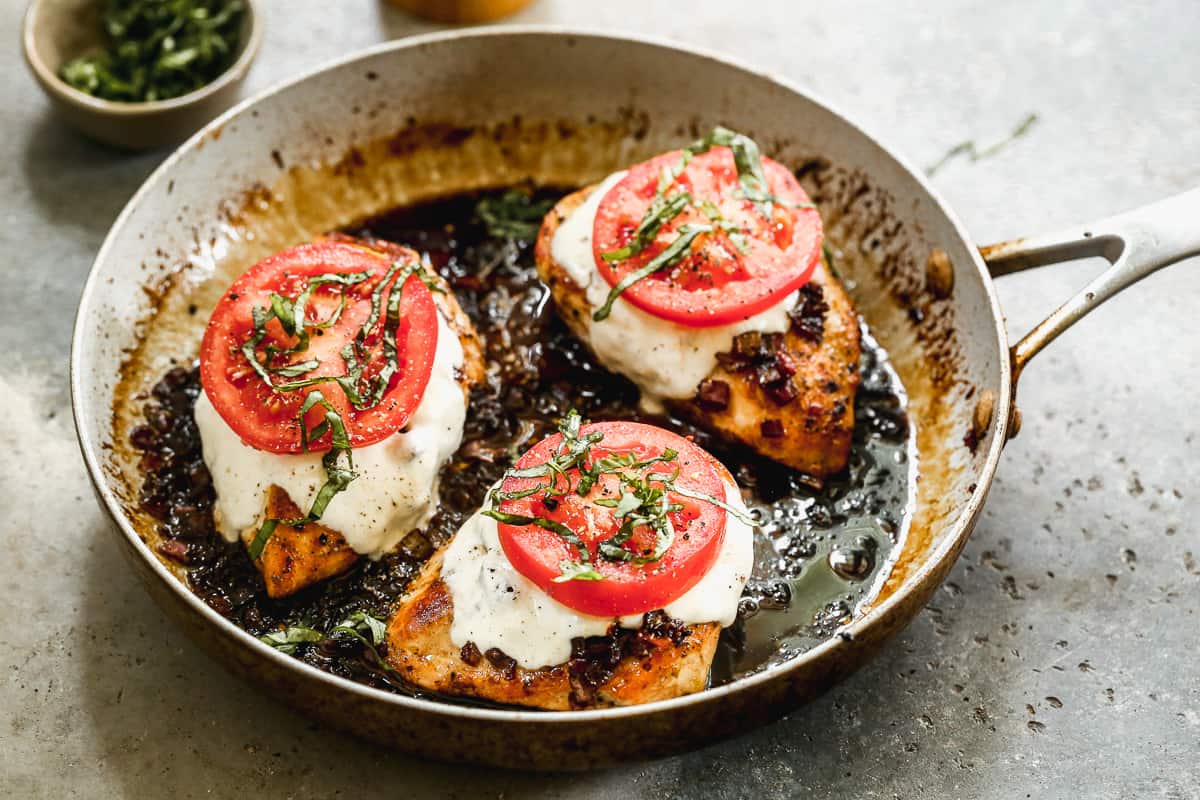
[{"left": 73, "top": 30, "right": 1007, "bottom": 757}]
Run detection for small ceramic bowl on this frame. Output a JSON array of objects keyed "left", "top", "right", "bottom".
[{"left": 22, "top": 0, "right": 262, "bottom": 151}]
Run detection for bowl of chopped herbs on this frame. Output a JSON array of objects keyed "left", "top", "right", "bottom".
[{"left": 22, "top": 0, "right": 261, "bottom": 150}]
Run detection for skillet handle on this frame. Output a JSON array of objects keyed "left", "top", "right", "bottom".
[{"left": 980, "top": 188, "right": 1200, "bottom": 403}]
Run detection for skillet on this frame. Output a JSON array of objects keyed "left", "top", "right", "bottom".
[{"left": 69, "top": 28, "right": 1200, "bottom": 769}]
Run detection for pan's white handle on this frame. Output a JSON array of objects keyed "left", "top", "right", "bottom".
[{"left": 981, "top": 188, "right": 1200, "bottom": 385}]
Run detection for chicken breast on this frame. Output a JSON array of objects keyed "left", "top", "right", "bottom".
[
  {"left": 240, "top": 235, "right": 486, "bottom": 597},
  {"left": 385, "top": 548, "right": 721, "bottom": 710},
  {"left": 242, "top": 485, "right": 358, "bottom": 598},
  {"left": 535, "top": 186, "right": 861, "bottom": 478}
]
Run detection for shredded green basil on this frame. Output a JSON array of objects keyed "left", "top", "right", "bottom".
[
  {"left": 600, "top": 152, "right": 696, "bottom": 264},
  {"left": 258, "top": 623, "right": 323, "bottom": 655},
  {"left": 247, "top": 390, "right": 356, "bottom": 560},
  {"left": 239, "top": 271, "right": 372, "bottom": 389},
  {"left": 487, "top": 410, "right": 756, "bottom": 582},
  {"left": 593, "top": 126, "right": 819, "bottom": 321},
  {"left": 671, "top": 482, "right": 757, "bottom": 527},
  {"left": 241, "top": 258, "right": 441, "bottom": 558},
  {"left": 552, "top": 561, "right": 605, "bottom": 583},
  {"left": 475, "top": 189, "right": 555, "bottom": 240},
  {"left": 686, "top": 126, "right": 779, "bottom": 218},
  {"left": 259, "top": 611, "right": 390, "bottom": 665},
  {"left": 594, "top": 469, "right": 682, "bottom": 565},
  {"left": 481, "top": 509, "right": 593, "bottom": 563},
  {"left": 592, "top": 223, "right": 713, "bottom": 322},
  {"left": 59, "top": 0, "right": 245, "bottom": 103}
]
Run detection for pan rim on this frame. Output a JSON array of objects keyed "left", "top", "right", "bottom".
[{"left": 69, "top": 25, "right": 1013, "bottom": 725}]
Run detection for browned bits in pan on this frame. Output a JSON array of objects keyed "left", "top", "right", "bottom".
[{"left": 926, "top": 247, "right": 955, "bottom": 299}]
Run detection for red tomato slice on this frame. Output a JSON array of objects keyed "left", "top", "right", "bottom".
[
  {"left": 592, "top": 148, "right": 822, "bottom": 326},
  {"left": 199, "top": 240, "right": 439, "bottom": 454},
  {"left": 495, "top": 421, "right": 731, "bottom": 617}
]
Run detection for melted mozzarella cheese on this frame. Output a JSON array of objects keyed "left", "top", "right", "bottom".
[
  {"left": 195, "top": 310, "right": 466, "bottom": 559},
  {"left": 441, "top": 480, "right": 755, "bottom": 670},
  {"left": 551, "top": 171, "right": 797, "bottom": 414}
]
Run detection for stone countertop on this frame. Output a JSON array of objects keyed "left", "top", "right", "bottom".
[{"left": 2, "top": 1, "right": 1198, "bottom": 797}]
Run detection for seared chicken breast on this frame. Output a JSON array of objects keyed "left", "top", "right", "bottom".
[
  {"left": 536, "top": 186, "right": 861, "bottom": 478},
  {"left": 239, "top": 235, "right": 486, "bottom": 598},
  {"left": 385, "top": 548, "right": 721, "bottom": 710}
]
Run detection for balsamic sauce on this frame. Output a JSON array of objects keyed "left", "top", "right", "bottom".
[{"left": 130, "top": 186, "right": 912, "bottom": 701}]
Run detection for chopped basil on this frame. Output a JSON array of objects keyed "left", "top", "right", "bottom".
[
  {"left": 592, "top": 223, "right": 713, "bottom": 322},
  {"left": 487, "top": 410, "right": 756, "bottom": 583},
  {"left": 552, "top": 561, "right": 605, "bottom": 583},
  {"left": 259, "top": 611, "right": 389, "bottom": 662},
  {"left": 240, "top": 258, "right": 441, "bottom": 557},
  {"left": 270, "top": 359, "right": 319, "bottom": 378},
  {"left": 239, "top": 270, "right": 372, "bottom": 389},
  {"left": 481, "top": 508, "right": 592, "bottom": 563},
  {"left": 498, "top": 410, "right": 604, "bottom": 497},
  {"left": 593, "top": 489, "right": 643, "bottom": 517},
  {"left": 245, "top": 518, "right": 278, "bottom": 561},
  {"left": 697, "top": 199, "right": 751, "bottom": 254},
  {"left": 593, "top": 466, "right": 682, "bottom": 565},
  {"left": 600, "top": 189, "right": 692, "bottom": 263},
  {"left": 331, "top": 610, "right": 388, "bottom": 647},
  {"left": 247, "top": 390, "right": 357, "bottom": 561},
  {"left": 671, "top": 482, "right": 757, "bottom": 526},
  {"left": 60, "top": 0, "right": 245, "bottom": 104},
  {"left": 593, "top": 127, "right": 816, "bottom": 321},
  {"left": 687, "top": 126, "right": 778, "bottom": 218},
  {"left": 258, "top": 624, "right": 323, "bottom": 655},
  {"left": 475, "top": 189, "right": 555, "bottom": 240}
]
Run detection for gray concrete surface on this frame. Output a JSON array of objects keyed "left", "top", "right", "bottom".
[{"left": 2, "top": 1, "right": 1199, "bottom": 797}]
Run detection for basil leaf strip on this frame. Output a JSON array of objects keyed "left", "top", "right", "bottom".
[
  {"left": 248, "top": 389, "right": 357, "bottom": 560},
  {"left": 239, "top": 270, "right": 372, "bottom": 387},
  {"left": 258, "top": 623, "right": 323, "bottom": 655},
  {"left": 687, "top": 126, "right": 777, "bottom": 218},
  {"left": 260, "top": 611, "right": 392, "bottom": 670},
  {"left": 487, "top": 409, "right": 754, "bottom": 580},
  {"left": 552, "top": 561, "right": 606, "bottom": 583},
  {"left": 600, "top": 191, "right": 692, "bottom": 263},
  {"left": 592, "top": 223, "right": 712, "bottom": 321},
  {"left": 237, "top": 258, "right": 447, "bottom": 558},
  {"left": 476, "top": 189, "right": 555, "bottom": 240},
  {"left": 481, "top": 509, "right": 592, "bottom": 563},
  {"left": 669, "top": 482, "right": 757, "bottom": 526}
]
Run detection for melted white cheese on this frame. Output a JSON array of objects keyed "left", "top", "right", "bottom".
[
  {"left": 441, "top": 480, "right": 755, "bottom": 670},
  {"left": 195, "top": 310, "right": 466, "bottom": 559},
  {"left": 551, "top": 171, "right": 797, "bottom": 414}
]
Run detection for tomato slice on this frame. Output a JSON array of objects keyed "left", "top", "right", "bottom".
[
  {"left": 199, "top": 240, "right": 439, "bottom": 454},
  {"left": 495, "top": 420, "right": 730, "bottom": 617},
  {"left": 592, "top": 148, "right": 822, "bottom": 327}
]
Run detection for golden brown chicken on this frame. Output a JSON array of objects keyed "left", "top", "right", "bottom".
[
  {"left": 240, "top": 236, "right": 485, "bottom": 597},
  {"left": 535, "top": 186, "right": 861, "bottom": 478},
  {"left": 384, "top": 548, "right": 721, "bottom": 710}
]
